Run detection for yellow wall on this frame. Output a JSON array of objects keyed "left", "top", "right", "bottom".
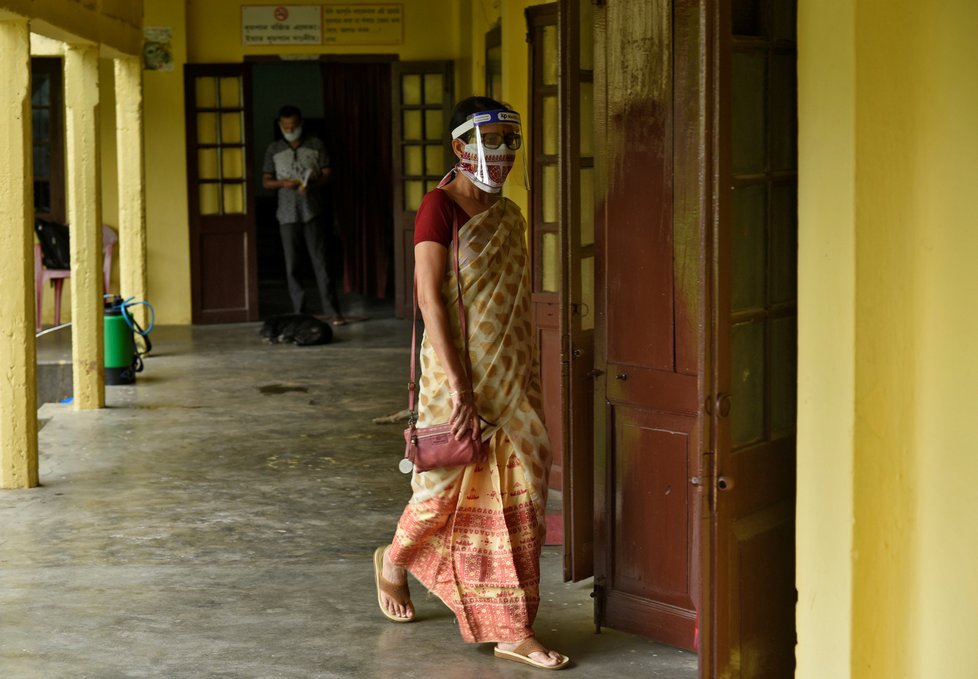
[
  {"left": 899, "top": 3, "right": 978, "bottom": 676},
  {"left": 457, "top": 0, "right": 549, "bottom": 215},
  {"left": 850, "top": 2, "right": 921, "bottom": 674},
  {"left": 798, "top": 1, "right": 978, "bottom": 677},
  {"left": 100, "top": 58, "right": 120, "bottom": 296},
  {"left": 499, "top": 1, "right": 530, "bottom": 212},
  {"left": 100, "top": 59, "right": 118, "bottom": 235},
  {"left": 795, "top": 0, "right": 855, "bottom": 675},
  {"left": 143, "top": 0, "right": 191, "bottom": 323},
  {"left": 186, "top": 0, "right": 460, "bottom": 62}
]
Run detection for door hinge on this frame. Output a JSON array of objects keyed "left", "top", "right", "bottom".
[
  {"left": 692, "top": 450, "right": 714, "bottom": 489},
  {"left": 695, "top": 450, "right": 717, "bottom": 513}
]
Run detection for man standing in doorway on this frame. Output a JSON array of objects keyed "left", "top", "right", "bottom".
[{"left": 262, "top": 105, "right": 346, "bottom": 325}]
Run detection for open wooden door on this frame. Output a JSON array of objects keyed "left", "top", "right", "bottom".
[
  {"left": 592, "top": 0, "right": 700, "bottom": 650},
  {"left": 185, "top": 64, "right": 258, "bottom": 324},
  {"left": 391, "top": 61, "right": 454, "bottom": 319},
  {"left": 559, "top": 0, "right": 597, "bottom": 582},
  {"left": 526, "top": 4, "right": 562, "bottom": 499},
  {"left": 709, "top": 1, "right": 798, "bottom": 675},
  {"left": 591, "top": 0, "right": 798, "bottom": 669},
  {"left": 527, "top": 1, "right": 596, "bottom": 580}
]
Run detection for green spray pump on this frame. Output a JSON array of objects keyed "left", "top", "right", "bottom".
[{"left": 104, "top": 295, "right": 154, "bottom": 385}]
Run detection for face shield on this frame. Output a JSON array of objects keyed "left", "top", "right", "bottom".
[{"left": 451, "top": 109, "right": 529, "bottom": 193}]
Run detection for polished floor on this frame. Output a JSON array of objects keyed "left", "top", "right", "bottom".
[{"left": 2, "top": 308, "right": 697, "bottom": 678}]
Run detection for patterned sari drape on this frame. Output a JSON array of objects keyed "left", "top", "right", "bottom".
[{"left": 389, "top": 197, "right": 552, "bottom": 643}]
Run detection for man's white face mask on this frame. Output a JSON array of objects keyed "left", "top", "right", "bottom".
[{"left": 280, "top": 125, "right": 302, "bottom": 143}]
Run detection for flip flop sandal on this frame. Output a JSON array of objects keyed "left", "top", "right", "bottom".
[
  {"left": 373, "top": 546, "right": 415, "bottom": 623},
  {"left": 494, "top": 638, "right": 570, "bottom": 670}
]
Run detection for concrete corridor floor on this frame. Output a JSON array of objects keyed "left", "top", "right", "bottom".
[{"left": 1, "top": 314, "right": 698, "bottom": 679}]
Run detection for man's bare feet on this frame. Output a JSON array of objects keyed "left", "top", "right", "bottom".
[{"left": 376, "top": 546, "right": 414, "bottom": 622}]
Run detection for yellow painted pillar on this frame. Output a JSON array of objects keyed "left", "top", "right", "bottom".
[
  {"left": 64, "top": 44, "right": 104, "bottom": 410},
  {"left": 114, "top": 56, "right": 148, "bottom": 327},
  {"left": 795, "top": 0, "right": 855, "bottom": 675},
  {"left": 0, "top": 17, "right": 39, "bottom": 489}
]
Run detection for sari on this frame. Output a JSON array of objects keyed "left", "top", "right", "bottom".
[{"left": 388, "top": 195, "right": 552, "bottom": 643}]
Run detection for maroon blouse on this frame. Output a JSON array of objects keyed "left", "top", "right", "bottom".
[{"left": 413, "top": 188, "right": 471, "bottom": 248}]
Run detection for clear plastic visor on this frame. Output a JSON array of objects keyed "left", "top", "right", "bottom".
[{"left": 452, "top": 110, "right": 529, "bottom": 190}]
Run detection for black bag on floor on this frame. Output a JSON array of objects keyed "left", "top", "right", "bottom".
[
  {"left": 34, "top": 218, "right": 71, "bottom": 270},
  {"left": 259, "top": 313, "right": 333, "bottom": 346}
]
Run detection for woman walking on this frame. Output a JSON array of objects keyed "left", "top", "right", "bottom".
[{"left": 373, "top": 96, "right": 568, "bottom": 670}]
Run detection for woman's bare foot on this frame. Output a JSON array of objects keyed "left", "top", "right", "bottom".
[
  {"left": 379, "top": 547, "right": 414, "bottom": 621},
  {"left": 495, "top": 638, "right": 568, "bottom": 668}
]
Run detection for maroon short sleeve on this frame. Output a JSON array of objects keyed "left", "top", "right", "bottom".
[{"left": 414, "top": 189, "right": 467, "bottom": 247}]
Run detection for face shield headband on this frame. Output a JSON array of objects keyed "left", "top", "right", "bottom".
[{"left": 451, "top": 109, "right": 529, "bottom": 193}]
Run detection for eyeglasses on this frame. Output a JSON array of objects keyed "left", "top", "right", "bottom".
[{"left": 479, "top": 132, "right": 522, "bottom": 150}]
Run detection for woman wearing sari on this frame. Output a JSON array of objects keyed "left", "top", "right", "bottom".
[{"left": 373, "top": 97, "right": 569, "bottom": 670}]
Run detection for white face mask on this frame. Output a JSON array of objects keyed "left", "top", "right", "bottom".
[
  {"left": 280, "top": 125, "right": 302, "bottom": 143},
  {"left": 456, "top": 143, "right": 516, "bottom": 194}
]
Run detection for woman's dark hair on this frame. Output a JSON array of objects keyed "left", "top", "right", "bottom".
[
  {"left": 277, "top": 104, "right": 302, "bottom": 120},
  {"left": 449, "top": 96, "right": 511, "bottom": 141}
]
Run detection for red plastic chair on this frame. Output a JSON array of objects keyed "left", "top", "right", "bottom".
[{"left": 34, "top": 224, "right": 117, "bottom": 331}]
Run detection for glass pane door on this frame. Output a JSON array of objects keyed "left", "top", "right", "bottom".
[
  {"left": 192, "top": 75, "right": 247, "bottom": 216},
  {"left": 184, "top": 64, "right": 257, "bottom": 324},
  {"left": 531, "top": 20, "right": 561, "bottom": 295},
  {"left": 727, "top": 1, "right": 798, "bottom": 452},
  {"left": 391, "top": 61, "right": 454, "bottom": 317}
]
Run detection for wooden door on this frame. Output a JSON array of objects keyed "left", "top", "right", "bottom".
[
  {"left": 526, "top": 4, "right": 563, "bottom": 494},
  {"left": 710, "top": 1, "right": 798, "bottom": 676},
  {"left": 391, "top": 61, "right": 454, "bottom": 319},
  {"left": 185, "top": 64, "right": 258, "bottom": 324},
  {"left": 528, "top": 2, "right": 596, "bottom": 579},
  {"left": 559, "top": 0, "right": 597, "bottom": 582},
  {"left": 593, "top": 0, "right": 700, "bottom": 650}
]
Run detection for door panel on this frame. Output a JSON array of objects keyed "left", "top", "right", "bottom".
[
  {"left": 593, "top": 0, "right": 699, "bottom": 651},
  {"left": 527, "top": 4, "right": 562, "bottom": 492},
  {"left": 185, "top": 64, "right": 257, "bottom": 324},
  {"left": 612, "top": 408, "right": 694, "bottom": 599},
  {"left": 712, "top": 0, "right": 798, "bottom": 676},
  {"left": 528, "top": 1, "right": 597, "bottom": 575},
  {"left": 391, "top": 61, "right": 454, "bottom": 318},
  {"left": 536, "top": 309, "right": 563, "bottom": 488},
  {"left": 603, "top": 404, "right": 696, "bottom": 647},
  {"left": 560, "top": 0, "right": 597, "bottom": 581},
  {"left": 199, "top": 230, "right": 249, "bottom": 310}
]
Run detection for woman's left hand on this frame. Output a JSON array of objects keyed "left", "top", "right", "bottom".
[{"left": 449, "top": 389, "right": 480, "bottom": 442}]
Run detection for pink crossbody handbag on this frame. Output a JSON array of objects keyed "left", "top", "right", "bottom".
[{"left": 401, "top": 212, "right": 490, "bottom": 473}]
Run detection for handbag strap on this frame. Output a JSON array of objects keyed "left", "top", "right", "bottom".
[{"left": 408, "top": 210, "right": 472, "bottom": 419}]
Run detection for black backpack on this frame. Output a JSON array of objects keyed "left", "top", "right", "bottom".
[{"left": 34, "top": 218, "right": 71, "bottom": 270}]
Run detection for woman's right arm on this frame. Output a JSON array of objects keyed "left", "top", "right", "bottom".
[{"left": 414, "top": 241, "right": 480, "bottom": 441}]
